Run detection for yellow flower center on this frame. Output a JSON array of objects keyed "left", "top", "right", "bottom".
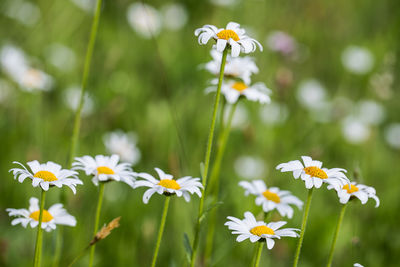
[
  {"left": 97, "top": 166, "right": 115, "bottom": 175},
  {"left": 231, "top": 82, "right": 248, "bottom": 92},
  {"left": 343, "top": 184, "right": 359, "bottom": 194},
  {"left": 29, "top": 210, "right": 54, "bottom": 222},
  {"left": 250, "top": 225, "right": 275, "bottom": 236},
  {"left": 158, "top": 179, "right": 181, "bottom": 190},
  {"left": 303, "top": 166, "right": 328, "bottom": 179},
  {"left": 262, "top": 190, "right": 281, "bottom": 203},
  {"left": 217, "top": 29, "right": 240, "bottom": 41},
  {"left": 33, "top": 171, "right": 58, "bottom": 182}
]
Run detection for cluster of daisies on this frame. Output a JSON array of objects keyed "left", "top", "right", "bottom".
[
  {"left": 7, "top": 155, "right": 203, "bottom": 231},
  {"left": 197, "top": 22, "right": 271, "bottom": 105}
]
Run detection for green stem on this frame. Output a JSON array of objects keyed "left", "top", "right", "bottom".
[
  {"left": 88, "top": 183, "right": 105, "bottom": 267},
  {"left": 204, "top": 102, "right": 238, "bottom": 265},
  {"left": 151, "top": 197, "right": 171, "bottom": 267},
  {"left": 54, "top": 0, "right": 103, "bottom": 265},
  {"left": 326, "top": 203, "right": 347, "bottom": 267},
  {"left": 190, "top": 48, "right": 228, "bottom": 267},
  {"left": 252, "top": 242, "right": 264, "bottom": 267},
  {"left": 33, "top": 189, "right": 46, "bottom": 267},
  {"left": 250, "top": 212, "right": 271, "bottom": 267},
  {"left": 68, "top": 245, "right": 91, "bottom": 267},
  {"left": 293, "top": 188, "right": 314, "bottom": 267}
]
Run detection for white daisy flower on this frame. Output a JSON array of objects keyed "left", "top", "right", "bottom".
[
  {"left": 341, "top": 46, "right": 374, "bottom": 75},
  {"left": 72, "top": 155, "right": 136, "bottom": 187},
  {"left": 207, "top": 80, "right": 271, "bottom": 104},
  {"left": 6, "top": 197, "right": 76, "bottom": 232},
  {"left": 276, "top": 156, "right": 349, "bottom": 190},
  {"left": 10, "top": 161, "right": 82, "bottom": 193},
  {"left": 195, "top": 22, "right": 263, "bottom": 57},
  {"left": 224, "top": 211, "right": 299, "bottom": 249},
  {"left": 328, "top": 182, "right": 380, "bottom": 207},
  {"left": 103, "top": 130, "right": 141, "bottom": 165},
  {"left": 238, "top": 180, "right": 303, "bottom": 218},
  {"left": 204, "top": 49, "right": 259, "bottom": 84},
  {"left": 134, "top": 168, "right": 203, "bottom": 204}
]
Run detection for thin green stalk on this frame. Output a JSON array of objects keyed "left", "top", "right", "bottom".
[
  {"left": 190, "top": 48, "right": 228, "bottom": 267},
  {"left": 204, "top": 101, "right": 238, "bottom": 265},
  {"left": 88, "top": 183, "right": 105, "bottom": 267},
  {"left": 33, "top": 189, "right": 46, "bottom": 267},
  {"left": 69, "top": 0, "right": 103, "bottom": 165},
  {"left": 249, "top": 212, "right": 271, "bottom": 267},
  {"left": 68, "top": 245, "right": 91, "bottom": 267},
  {"left": 54, "top": 0, "right": 103, "bottom": 265},
  {"left": 252, "top": 242, "right": 264, "bottom": 267},
  {"left": 326, "top": 203, "right": 347, "bottom": 267},
  {"left": 151, "top": 197, "right": 171, "bottom": 267},
  {"left": 293, "top": 188, "right": 314, "bottom": 267}
]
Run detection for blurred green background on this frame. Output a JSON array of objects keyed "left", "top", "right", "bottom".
[{"left": 0, "top": 0, "right": 399, "bottom": 266}]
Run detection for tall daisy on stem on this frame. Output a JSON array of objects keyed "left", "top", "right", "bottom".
[
  {"left": 225, "top": 211, "right": 299, "bottom": 267},
  {"left": 9, "top": 161, "right": 82, "bottom": 267},
  {"left": 191, "top": 21, "right": 262, "bottom": 267},
  {"left": 73, "top": 154, "right": 136, "bottom": 267},
  {"left": 325, "top": 182, "right": 379, "bottom": 267},
  {"left": 55, "top": 0, "right": 104, "bottom": 265},
  {"left": 134, "top": 168, "right": 203, "bottom": 267},
  {"left": 276, "top": 156, "right": 349, "bottom": 267}
]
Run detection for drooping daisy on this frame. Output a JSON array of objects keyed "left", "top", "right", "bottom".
[
  {"left": 225, "top": 211, "right": 299, "bottom": 249},
  {"left": 239, "top": 180, "right": 303, "bottom": 218},
  {"left": 207, "top": 80, "right": 271, "bottom": 104},
  {"left": 204, "top": 49, "right": 259, "bottom": 84},
  {"left": 134, "top": 168, "right": 203, "bottom": 204},
  {"left": 328, "top": 182, "right": 380, "bottom": 207},
  {"left": 10, "top": 161, "right": 82, "bottom": 193},
  {"left": 195, "top": 22, "right": 263, "bottom": 57},
  {"left": 73, "top": 154, "right": 136, "bottom": 187},
  {"left": 6, "top": 197, "right": 76, "bottom": 232},
  {"left": 276, "top": 156, "right": 349, "bottom": 190}
]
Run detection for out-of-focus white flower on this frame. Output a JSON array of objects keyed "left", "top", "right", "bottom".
[
  {"left": 46, "top": 43, "right": 76, "bottom": 72},
  {"left": 234, "top": 156, "right": 266, "bottom": 179},
  {"left": 161, "top": 3, "right": 188, "bottom": 31},
  {"left": 103, "top": 130, "right": 141, "bottom": 165},
  {"left": 204, "top": 49, "right": 258, "bottom": 84},
  {"left": 63, "top": 86, "right": 94, "bottom": 116},
  {"left": 195, "top": 22, "right": 263, "bottom": 57},
  {"left": 127, "top": 3, "right": 162, "bottom": 39},
  {"left": 224, "top": 103, "right": 248, "bottom": 129},
  {"left": 356, "top": 100, "right": 385, "bottom": 126},
  {"left": 70, "top": 0, "right": 96, "bottom": 13},
  {"left": 296, "top": 79, "right": 327, "bottom": 110},
  {"left": 209, "top": 0, "right": 240, "bottom": 7},
  {"left": 3, "top": 0, "right": 41, "bottom": 27},
  {"left": 0, "top": 45, "right": 53, "bottom": 92},
  {"left": 207, "top": 80, "right": 271, "bottom": 104},
  {"left": 266, "top": 31, "right": 297, "bottom": 56},
  {"left": 341, "top": 116, "right": 371, "bottom": 144},
  {"left": 259, "top": 102, "right": 289, "bottom": 125},
  {"left": 384, "top": 123, "right": 400, "bottom": 149},
  {"left": 341, "top": 46, "right": 374, "bottom": 75},
  {"left": 354, "top": 263, "right": 364, "bottom": 267}
]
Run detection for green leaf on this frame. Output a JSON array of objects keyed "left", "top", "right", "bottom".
[
  {"left": 183, "top": 233, "right": 192, "bottom": 263},
  {"left": 199, "top": 201, "right": 224, "bottom": 223}
]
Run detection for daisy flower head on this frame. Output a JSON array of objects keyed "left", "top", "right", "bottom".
[
  {"left": 328, "top": 182, "right": 380, "bottom": 207},
  {"left": 195, "top": 22, "right": 263, "bottom": 57},
  {"left": 6, "top": 197, "right": 76, "bottom": 232},
  {"left": 10, "top": 161, "right": 82, "bottom": 193},
  {"left": 224, "top": 211, "right": 299, "bottom": 249},
  {"left": 239, "top": 180, "right": 303, "bottom": 218},
  {"left": 207, "top": 80, "right": 271, "bottom": 104},
  {"left": 72, "top": 154, "right": 136, "bottom": 187},
  {"left": 276, "top": 156, "right": 349, "bottom": 190},
  {"left": 204, "top": 49, "right": 259, "bottom": 84},
  {"left": 134, "top": 168, "right": 203, "bottom": 204}
]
